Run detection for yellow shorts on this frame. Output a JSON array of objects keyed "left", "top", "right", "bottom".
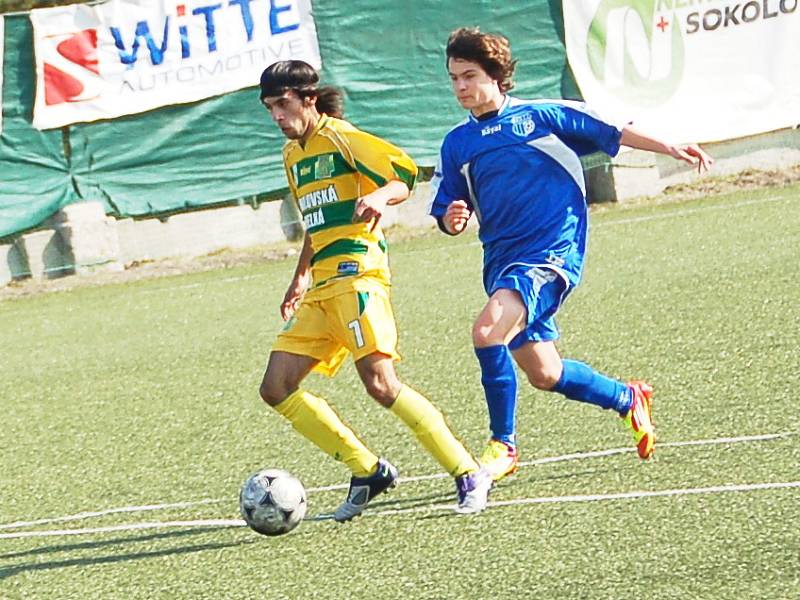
[{"left": 272, "top": 282, "right": 400, "bottom": 377}]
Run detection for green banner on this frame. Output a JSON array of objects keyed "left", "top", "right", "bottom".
[
  {"left": 0, "top": 1, "right": 575, "bottom": 238},
  {"left": 313, "top": 0, "right": 576, "bottom": 161},
  {"left": 0, "top": 16, "right": 77, "bottom": 238}
]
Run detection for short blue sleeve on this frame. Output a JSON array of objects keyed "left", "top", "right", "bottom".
[{"left": 539, "top": 103, "right": 622, "bottom": 158}]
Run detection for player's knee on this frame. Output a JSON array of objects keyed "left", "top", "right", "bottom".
[
  {"left": 259, "top": 375, "right": 290, "bottom": 407},
  {"left": 362, "top": 379, "right": 395, "bottom": 407},
  {"left": 362, "top": 373, "right": 401, "bottom": 407},
  {"left": 472, "top": 322, "right": 504, "bottom": 348},
  {"left": 525, "top": 366, "right": 560, "bottom": 391}
]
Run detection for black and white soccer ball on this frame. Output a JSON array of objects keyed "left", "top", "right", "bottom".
[{"left": 239, "top": 468, "right": 307, "bottom": 536}]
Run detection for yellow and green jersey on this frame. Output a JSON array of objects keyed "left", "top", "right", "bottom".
[{"left": 282, "top": 115, "right": 418, "bottom": 300}]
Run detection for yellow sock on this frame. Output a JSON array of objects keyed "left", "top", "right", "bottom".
[
  {"left": 273, "top": 389, "right": 378, "bottom": 477},
  {"left": 390, "top": 385, "right": 478, "bottom": 477}
]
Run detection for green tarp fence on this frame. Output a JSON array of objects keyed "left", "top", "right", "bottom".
[{"left": 0, "top": 0, "right": 577, "bottom": 238}]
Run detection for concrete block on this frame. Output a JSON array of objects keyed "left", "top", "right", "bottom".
[
  {"left": 583, "top": 149, "right": 665, "bottom": 203},
  {"left": 0, "top": 244, "right": 19, "bottom": 286},
  {"left": 252, "top": 200, "right": 293, "bottom": 245},
  {"left": 17, "top": 230, "right": 72, "bottom": 279},
  {"left": 656, "top": 127, "right": 800, "bottom": 186},
  {"left": 52, "top": 201, "right": 122, "bottom": 275},
  {"left": 56, "top": 201, "right": 107, "bottom": 224},
  {"left": 119, "top": 218, "right": 173, "bottom": 263},
  {"left": 209, "top": 205, "right": 262, "bottom": 249},
  {"left": 167, "top": 205, "right": 257, "bottom": 256},
  {"left": 590, "top": 126, "right": 800, "bottom": 202},
  {"left": 392, "top": 182, "right": 438, "bottom": 230},
  {"left": 277, "top": 196, "right": 303, "bottom": 242}
]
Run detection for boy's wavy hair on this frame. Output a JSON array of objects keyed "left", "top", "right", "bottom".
[
  {"left": 259, "top": 60, "right": 344, "bottom": 118},
  {"left": 445, "top": 27, "right": 517, "bottom": 93}
]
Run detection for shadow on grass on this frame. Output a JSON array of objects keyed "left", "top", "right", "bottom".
[
  {"left": 305, "top": 468, "right": 613, "bottom": 523},
  {"left": 0, "top": 527, "right": 254, "bottom": 580},
  {"left": 306, "top": 490, "right": 454, "bottom": 521}
]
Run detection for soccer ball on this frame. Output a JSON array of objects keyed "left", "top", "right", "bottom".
[{"left": 239, "top": 468, "right": 307, "bottom": 536}]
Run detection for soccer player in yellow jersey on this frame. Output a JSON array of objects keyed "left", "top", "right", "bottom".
[{"left": 257, "top": 60, "right": 491, "bottom": 520}]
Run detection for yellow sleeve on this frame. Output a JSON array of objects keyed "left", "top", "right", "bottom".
[
  {"left": 342, "top": 128, "right": 418, "bottom": 192},
  {"left": 282, "top": 145, "right": 299, "bottom": 200}
]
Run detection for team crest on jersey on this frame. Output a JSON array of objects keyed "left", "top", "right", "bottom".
[
  {"left": 315, "top": 154, "right": 335, "bottom": 179},
  {"left": 511, "top": 114, "right": 535, "bottom": 137}
]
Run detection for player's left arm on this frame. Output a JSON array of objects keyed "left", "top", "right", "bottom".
[
  {"left": 544, "top": 103, "right": 713, "bottom": 173},
  {"left": 352, "top": 179, "right": 410, "bottom": 230},
  {"left": 346, "top": 129, "right": 418, "bottom": 229},
  {"left": 620, "top": 126, "right": 714, "bottom": 173}
]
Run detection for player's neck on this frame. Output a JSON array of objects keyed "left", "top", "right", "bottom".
[
  {"left": 470, "top": 94, "right": 505, "bottom": 119},
  {"left": 299, "top": 111, "right": 323, "bottom": 146}
]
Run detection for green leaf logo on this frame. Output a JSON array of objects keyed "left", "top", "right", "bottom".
[{"left": 586, "top": 1, "right": 684, "bottom": 106}]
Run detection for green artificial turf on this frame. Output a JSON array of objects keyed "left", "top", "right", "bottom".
[{"left": 1, "top": 184, "right": 798, "bottom": 599}]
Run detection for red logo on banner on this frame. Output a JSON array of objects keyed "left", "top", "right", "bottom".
[{"left": 44, "top": 29, "right": 99, "bottom": 105}]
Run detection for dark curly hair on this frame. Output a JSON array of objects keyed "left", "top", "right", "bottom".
[{"left": 446, "top": 27, "right": 517, "bottom": 93}]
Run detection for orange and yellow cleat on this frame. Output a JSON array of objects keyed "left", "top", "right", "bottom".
[{"left": 623, "top": 381, "right": 655, "bottom": 459}]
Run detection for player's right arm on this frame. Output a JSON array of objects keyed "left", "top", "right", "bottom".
[
  {"left": 428, "top": 136, "right": 473, "bottom": 235},
  {"left": 279, "top": 152, "right": 311, "bottom": 321},
  {"left": 442, "top": 200, "right": 471, "bottom": 234},
  {"left": 280, "top": 231, "right": 313, "bottom": 321}
]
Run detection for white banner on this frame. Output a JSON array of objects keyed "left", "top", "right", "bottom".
[
  {"left": 563, "top": 1, "right": 800, "bottom": 143},
  {"left": 31, "top": 0, "right": 320, "bottom": 130},
  {"left": 0, "top": 16, "right": 4, "bottom": 135}
]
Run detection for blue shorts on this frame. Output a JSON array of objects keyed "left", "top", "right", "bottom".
[{"left": 489, "top": 264, "right": 571, "bottom": 350}]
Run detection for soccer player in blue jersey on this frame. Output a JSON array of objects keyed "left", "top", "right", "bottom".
[{"left": 429, "top": 28, "right": 713, "bottom": 481}]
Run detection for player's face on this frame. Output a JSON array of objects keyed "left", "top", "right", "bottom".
[
  {"left": 448, "top": 58, "right": 502, "bottom": 116},
  {"left": 262, "top": 91, "right": 317, "bottom": 141}
]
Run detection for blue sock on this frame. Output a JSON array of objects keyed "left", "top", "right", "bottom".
[
  {"left": 552, "top": 359, "right": 632, "bottom": 414},
  {"left": 474, "top": 345, "right": 517, "bottom": 445}
]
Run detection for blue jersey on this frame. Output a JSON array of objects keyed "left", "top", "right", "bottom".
[{"left": 428, "top": 96, "right": 622, "bottom": 294}]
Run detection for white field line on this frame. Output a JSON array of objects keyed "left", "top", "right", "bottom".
[
  {"left": 0, "top": 431, "right": 793, "bottom": 533},
  {"left": 3, "top": 481, "right": 799, "bottom": 539},
  {"left": 141, "top": 193, "right": 791, "bottom": 294},
  {"left": 0, "top": 499, "right": 223, "bottom": 530},
  {"left": 0, "top": 520, "right": 246, "bottom": 539},
  {"left": 366, "top": 481, "right": 800, "bottom": 518},
  {"left": 592, "top": 194, "right": 790, "bottom": 228}
]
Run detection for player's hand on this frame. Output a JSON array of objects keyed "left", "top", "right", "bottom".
[
  {"left": 673, "top": 144, "right": 714, "bottom": 173},
  {"left": 444, "top": 200, "right": 471, "bottom": 234},
  {"left": 353, "top": 191, "right": 388, "bottom": 232},
  {"left": 280, "top": 274, "right": 309, "bottom": 321}
]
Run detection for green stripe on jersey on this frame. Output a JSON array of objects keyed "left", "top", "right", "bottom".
[
  {"left": 357, "top": 291, "right": 369, "bottom": 316},
  {"left": 294, "top": 153, "right": 356, "bottom": 187},
  {"left": 304, "top": 199, "right": 356, "bottom": 232},
  {"left": 392, "top": 162, "right": 417, "bottom": 190},
  {"left": 310, "top": 239, "right": 369, "bottom": 266},
  {"left": 355, "top": 160, "right": 387, "bottom": 187}
]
